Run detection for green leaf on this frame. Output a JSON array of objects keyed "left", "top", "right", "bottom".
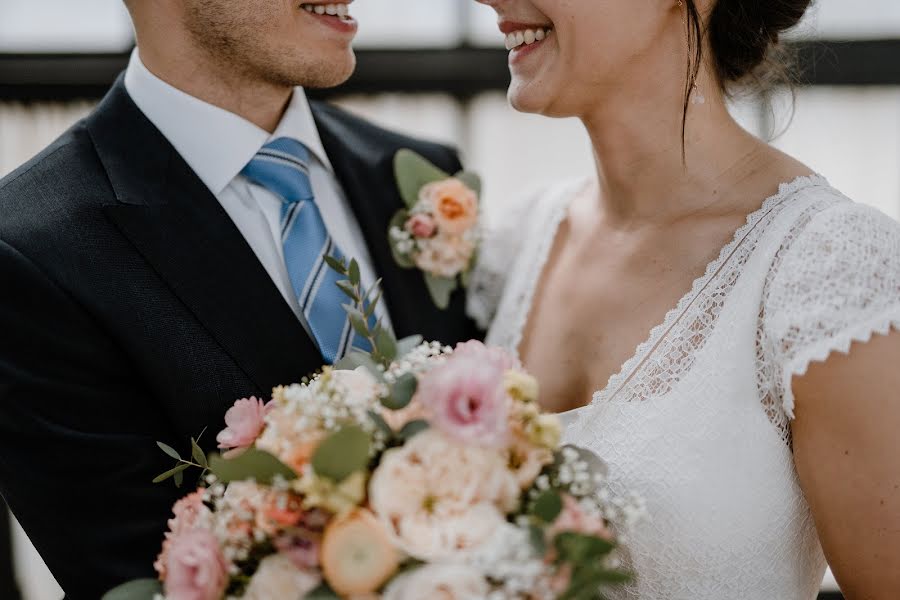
[
  {"left": 334, "top": 351, "right": 385, "bottom": 381},
  {"left": 454, "top": 170, "right": 483, "bottom": 197},
  {"left": 336, "top": 280, "right": 359, "bottom": 303},
  {"left": 101, "top": 578, "right": 163, "bottom": 600},
  {"left": 382, "top": 372, "right": 418, "bottom": 410},
  {"left": 156, "top": 441, "right": 181, "bottom": 461},
  {"left": 394, "top": 149, "right": 450, "bottom": 209},
  {"left": 152, "top": 463, "right": 190, "bottom": 484},
  {"left": 398, "top": 419, "right": 429, "bottom": 441},
  {"left": 554, "top": 531, "right": 616, "bottom": 564},
  {"left": 373, "top": 326, "right": 398, "bottom": 364},
  {"left": 209, "top": 449, "right": 297, "bottom": 485},
  {"left": 396, "top": 335, "right": 424, "bottom": 359},
  {"left": 191, "top": 438, "right": 208, "bottom": 468},
  {"left": 348, "top": 259, "right": 361, "bottom": 286},
  {"left": 304, "top": 583, "right": 341, "bottom": 599},
  {"left": 424, "top": 273, "right": 458, "bottom": 310},
  {"left": 531, "top": 489, "right": 564, "bottom": 523},
  {"left": 367, "top": 409, "right": 395, "bottom": 438},
  {"left": 348, "top": 312, "right": 370, "bottom": 338},
  {"left": 388, "top": 211, "right": 416, "bottom": 269},
  {"left": 528, "top": 524, "right": 547, "bottom": 555},
  {"left": 174, "top": 469, "right": 185, "bottom": 488},
  {"left": 364, "top": 290, "right": 382, "bottom": 319},
  {"left": 311, "top": 426, "right": 371, "bottom": 482},
  {"left": 324, "top": 255, "right": 347, "bottom": 275}
]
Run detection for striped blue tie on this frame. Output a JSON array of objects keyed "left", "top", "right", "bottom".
[{"left": 240, "top": 138, "right": 364, "bottom": 364}]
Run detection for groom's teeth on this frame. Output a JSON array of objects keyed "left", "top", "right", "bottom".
[
  {"left": 300, "top": 3, "right": 352, "bottom": 19},
  {"left": 505, "top": 28, "right": 552, "bottom": 51}
]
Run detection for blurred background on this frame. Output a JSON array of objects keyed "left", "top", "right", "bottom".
[{"left": 2, "top": 0, "right": 899, "bottom": 598}]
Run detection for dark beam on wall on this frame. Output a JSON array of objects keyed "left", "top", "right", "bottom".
[{"left": 0, "top": 40, "right": 899, "bottom": 103}]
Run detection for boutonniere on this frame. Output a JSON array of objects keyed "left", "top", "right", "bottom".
[{"left": 388, "top": 149, "right": 482, "bottom": 310}]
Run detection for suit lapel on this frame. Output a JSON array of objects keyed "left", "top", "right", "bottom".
[{"left": 88, "top": 78, "right": 321, "bottom": 392}]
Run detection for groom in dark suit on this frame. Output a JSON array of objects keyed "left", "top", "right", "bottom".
[{"left": 0, "top": 1, "right": 479, "bottom": 597}]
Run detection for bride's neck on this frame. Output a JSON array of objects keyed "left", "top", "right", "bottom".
[{"left": 580, "top": 86, "right": 765, "bottom": 226}]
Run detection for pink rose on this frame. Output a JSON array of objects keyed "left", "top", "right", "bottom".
[
  {"left": 164, "top": 530, "right": 229, "bottom": 600},
  {"left": 216, "top": 397, "right": 270, "bottom": 457},
  {"left": 404, "top": 213, "right": 437, "bottom": 238},
  {"left": 549, "top": 494, "right": 613, "bottom": 541},
  {"left": 415, "top": 341, "right": 514, "bottom": 447},
  {"left": 155, "top": 490, "right": 211, "bottom": 579}
]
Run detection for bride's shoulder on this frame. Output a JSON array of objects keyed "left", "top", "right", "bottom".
[
  {"left": 466, "top": 177, "right": 590, "bottom": 330},
  {"left": 760, "top": 177, "right": 900, "bottom": 416}
]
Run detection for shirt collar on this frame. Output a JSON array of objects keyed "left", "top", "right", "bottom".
[{"left": 123, "top": 48, "right": 333, "bottom": 196}]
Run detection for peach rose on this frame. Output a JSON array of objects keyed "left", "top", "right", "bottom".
[
  {"left": 420, "top": 178, "right": 479, "bottom": 235},
  {"left": 243, "top": 554, "right": 321, "bottom": 600},
  {"left": 368, "top": 430, "right": 519, "bottom": 561},
  {"left": 320, "top": 509, "right": 400, "bottom": 596},
  {"left": 382, "top": 564, "right": 488, "bottom": 600}
]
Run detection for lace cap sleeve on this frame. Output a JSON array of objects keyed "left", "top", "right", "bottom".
[{"left": 763, "top": 201, "right": 900, "bottom": 418}]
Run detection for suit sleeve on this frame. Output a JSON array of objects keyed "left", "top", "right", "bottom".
[{"left": 0, "top": 238, "right": 183, "bottom": 599}]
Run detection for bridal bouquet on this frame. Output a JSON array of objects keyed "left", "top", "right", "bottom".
[{"left": 105, "top": 260, "right": 643, "bottom": 600}]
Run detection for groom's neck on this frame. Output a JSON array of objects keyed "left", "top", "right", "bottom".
[{"left": 136, "top": 41, "right": 293, "bottom": 133}]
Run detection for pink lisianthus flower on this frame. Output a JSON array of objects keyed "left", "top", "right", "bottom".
[
  {"left": 404, "top": 213, "right": 437, "bottom": 238},
  {"left": 415, "top": 341, "right": 514, "bottom": 447},
  {"left": 549, "top": 494, "right": 614, "bottom": 541},
  {"left": 216, "top": 396, "right": 270, "bottom": 457},
  {"left": 164, "top": 529, "right": 229, "bottom": 600}
]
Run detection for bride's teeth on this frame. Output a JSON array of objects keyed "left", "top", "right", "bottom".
[
  {"left": 300, "top": 3, "right": 351, "bottom": 19},
  {"left": 324, "top": 4, "right": 338, "bottom": 15},
  {"left": 314, "top": 5, "right": 326, "bottom": 14},
  {"left": 336, "top": 3, "right": 348, "bottom": 17},
  {"left": 504, "top": 28, "right": 552, "bottom": 51}
]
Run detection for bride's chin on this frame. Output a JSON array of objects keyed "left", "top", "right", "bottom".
[{"left": 507, "top": 79, "right": 553, "bottom": 115}]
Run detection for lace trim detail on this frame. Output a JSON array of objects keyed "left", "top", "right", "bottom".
[{"left": 781, "top": 312, "right": 900, "bottom": 419}]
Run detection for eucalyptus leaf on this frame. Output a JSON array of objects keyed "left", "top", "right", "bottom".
[
  {"left": 334, "top": 351, "right": 385, "bottom": 381},
  {"left": 398, "top": 419, "right": 429, "bottom": 441},
  {"left": 348, "top": 313, "right": 370, "bottom": 338},
  {"left": 174, "top": 469, "right": 185, "bottom": 488},
  {"left": 311, "top": 426, "right": 371, "bottom": 482},
  {"left": 101, "top": 578, "right": 163, "bottom": 600},
  {"left": 424, "top": 273, "right": 458, "bottom": 310},
  {"left": 156, "top": 441, "right": 181, "bottom": 461},
  {"left": 209, "top": 449, "right": 296, "bottom": 484},
  {"left": 382, "top": 372, "right": 418, "bottom": 411},
  {"left": 531, "top": 489, "right": 564, "bottom": 523},
  {"left": 324, "top": 255, "right": 347, "bottom": 275},
  {"left": 396, "top": 334, "right": 424, "bottom": 359},
  {"left": 554, "top": 531, "right": 616, "bottom": 564},
  {"left": 364, "top": 291, "right": 382, "bottom": 319},
  {"left": 454, "top": 170, "right": 483, "bottom": 197},
  {"left": 394, "top": 149, "right": 450, "bottom": 209},
  {"left": 191, "top": 438, "right": 207, "bottom": 468},
  {"left": 152, "top": 463, "right": 190, "bottom": 484},
  {"left": 336, "top": 280, "right": 359, "bottom": 303},
  {"left": 367, "top": 409, "right": 395, "bottom": 438},
  {"left": 348, "top": 259, "right": 361, "bottom": 286},
  {"left": 374, "top": 326, "right": 398, "bottom": 363}
]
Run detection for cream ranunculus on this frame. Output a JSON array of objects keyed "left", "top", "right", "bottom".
[
  {"left": 242, "top": 554, "right": 321, "bottom": 600},
  {"left": 382, "top": 564, "right": 489, "bottom": 600},
  {"left": 413, "top": 235, "right": 476, "bottom": 279},
  {"left": 368, "top": 430, "right": 519, "bottom": 561}
]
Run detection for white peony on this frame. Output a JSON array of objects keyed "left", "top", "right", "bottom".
[
  {"left": 242, "top": 554, "right": 321, "bottom": 600},
  {"left": 382, "top": 564, "right": 489, "bottom": 600}
]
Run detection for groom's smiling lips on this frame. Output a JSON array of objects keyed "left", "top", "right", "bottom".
[{"left": 299, "top": 1, "right": 358, "bottom": 36}]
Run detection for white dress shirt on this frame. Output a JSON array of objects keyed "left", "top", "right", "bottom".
[{"left": 123, "top": 49, "right": 391, "bottom": 336}]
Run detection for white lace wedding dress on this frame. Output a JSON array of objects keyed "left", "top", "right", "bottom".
[{"left": 469, "top": 175, "right": 900, "bottom": 599}]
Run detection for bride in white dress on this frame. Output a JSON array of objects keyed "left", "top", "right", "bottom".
[{"left": 471, "top": 0, "right": 900, "bottom": 598}]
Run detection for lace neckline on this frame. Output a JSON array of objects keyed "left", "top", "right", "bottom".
[{"left": 512, "top": 174, "right": 829, "bottom": 412}]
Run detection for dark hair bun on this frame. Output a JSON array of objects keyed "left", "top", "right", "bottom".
[{"left": 709, "top": 0, "right": 813, "bottom": 84}]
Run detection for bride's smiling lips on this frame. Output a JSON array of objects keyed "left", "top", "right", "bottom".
[{"left": 499, "top": 19, "right": 555, "bottom": 65}]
